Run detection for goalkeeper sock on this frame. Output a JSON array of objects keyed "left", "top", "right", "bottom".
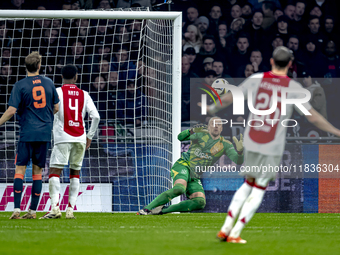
[
  {"left": 221, "top": 180, "right": 253, "bottom": 234},
  {"left": 30, "top": 174, "right": 42, "bottom": 211},
  {"left": 161, "top": 197, "right": 206, "bottom": 214},
  {"left": 68, "top": 175, "right": 80, "bottom": 208},
  {"left": 229, "top": 186, "right": 266, "bottom": 238},
  {"left": 13, "top": 173, "right": 24, "bottom": 210},
  {"left": 49, "top": 174, "right": 60, "bottom": 210},
  {"left": 144, "top": 183, "right": 186, "bottom": 210}
]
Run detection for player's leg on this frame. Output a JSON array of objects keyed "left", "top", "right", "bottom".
[
  {"left": 41, "top": 143, "right": 71, "bottom": 219},
  {"left": 39, "top": 166, "right": 63, "bottom": 219},
  {"left": 66, "top": 143, "right": 86, "bottom": 219},
  {"left": 9, "top": 142, "right": 29, "bottom": 219},
  {"left": 22, "top": 142, "right": 50, "bottom": 219},
  {"left": 227, "top": 154, "right": 281, "bottom": 243},
  {"left": 227, "top": 177, "right": 269, "bottom": 244},
  {"left": 139, "top": 161, "right": 189, "bottom": 215},
  {"left": 218, "top": 177, "right": 254, "bottom": 241},
  {"left": 159, "top": 179, "right": 206, "bottom": 214}
]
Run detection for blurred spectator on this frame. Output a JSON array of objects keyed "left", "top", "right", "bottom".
[
  {"left": 247, "top": 0, "right": 281, "bottom": 10},
  {"left": 195, "top": 35, "right": 223, "bottom": 71},
  {"left": 37, "top": 29, "right": 66, "bottom": 76},
  {"left": 244, "top": 63, "right": 255, "bottom": 78},
  {"left": 182, "top": 56, "right": 198, "bottom": 122},
  {"left": 229, "top": 4, "right": 242, "bottom": 26},
  {"left": 0, "top": 62, "right": 15, "bottom": 115},
  {"left": 195, "top": 16, "right": 210, "bottom": 37},
  {"left": 240, "top": 2, "right": 253, "bottom": 22},
  {"left": 183, "top": 6, "right": 199, "bottom": 32},
  {"left": 183, "top": 25, "right": 202, "bottom": 53},
  {"left": 71, "top": 0, "right": 80, "bottom": 10},
  {"left": 111, "top": 46, "right": 136, "bottom": 86},
  {"left": 287, "top": 35, "right": 303, "bottom": 61},
  {"left": 217, "top": 22, "right": 228, "bottom": 51},
  {"left": 236, "top": 49, "right": 269, "bottom": 76},
  {"left": 302, "top": 72, "right": 327, "bottom": 119},
  {"left": 291, "top": 1, "right": 307, "bottom": 34},
  {"left": 229, "top": 34, "right": 251, "bottom": 77},
  {"left": 274, "top": 8, "right": 284, "bottom": 21},
  {"left": 203, "top": 57, "right": 214, "bottom": 72},
  {"left": 117, "top": 80, "right": 146, "bottom": 126},
  {"left": 212, "top": 60, "right": 233, "bottom": 83},
  {"left": 98, "top": 59, "right": 110, "bottom": 80},
  {"left": 209, "top": 4, "right": 224, "bottom": 35},
  {"left": 183, "top": 47, "right": 197, "bottom": 66},
  {"left": 301, "top": 35, "right": 328, "bottom": 79},
  {"left": 244, "top": 11, "right": 264, "bottom": 50},
  {"left": 70, "top": 19, "right": 95, "bottom": 54},
  {"left": 224, "top": 18, "right": 245, "bottom": 56},
  {"left": 116, "top": 0, "right": 152, "bottom": 9},
  {"left": 284, "top": 3, "right": 295, "bottom": 20},
  {"left": 93, "top": 44, "right": 112, "bottom": 63},
  {"left": 323, "top": 16, "right": 339, "bottom": 46},
  {"left": 1, "top": 0, "right": 27, "bottom": 9},
  {"left": 108, "top": 71, "right": 119, "bottom": 94},
  {"left": 96, "top": 0, "right": 114, "bottom": 9},
  {"left": 204, "top": 70, "right": 217, "bottom": 86},
  {"left": 62, "top": 1, "right": 72, "bottom": 10},
  {"left": 305, "top": 15, "right": 327, "bottom": 50},
  {"left": 324, "top": 40, "right": 340, "bottom": 78},
  {"left": 114, "top": 25, "right": 130, "bottom": 45},
  {"left": 261, "top": 1, "right": 276, "bottom": 31},
  {"left": 66, "top": 40, "right": 92, "bottom": 84},
  {"left": 309, "top": 5, "right": 322, "bottom": 18},
  {"left": 89, "top": 75, "right": 116, "bottom": 120},
  {"left": 263, "top": 34, "right": 284, "bottom": 63},
  {"left": 276, "top": 15, "right": 290, "bottom": 44}
]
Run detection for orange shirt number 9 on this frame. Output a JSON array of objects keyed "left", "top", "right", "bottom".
[{"left": 32, "top": 86, "right": 46, "bottom": 108}]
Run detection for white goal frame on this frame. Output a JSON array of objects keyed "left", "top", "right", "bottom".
[{"left": 0, "top": 9, "right": 182, "bottom": 206}]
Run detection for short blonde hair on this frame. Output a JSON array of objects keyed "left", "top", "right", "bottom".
[{"left": 25, "top": 51, "right": 41, "bottom": 73}]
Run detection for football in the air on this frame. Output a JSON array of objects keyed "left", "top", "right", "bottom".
[{"left": 211, "top": 78, "right": 229, "bottom": 95}]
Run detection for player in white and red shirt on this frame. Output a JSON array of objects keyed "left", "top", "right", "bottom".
[
  {"left": 40, "top": 65, "right": 100, "bottom": 219},
  {"left": 208, "top": 47, "right": 340, "bottom": 243}
]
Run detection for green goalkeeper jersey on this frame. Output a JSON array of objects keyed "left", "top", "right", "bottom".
[{"left": 177, "top": 129, "right": 244, "bottom": 178}]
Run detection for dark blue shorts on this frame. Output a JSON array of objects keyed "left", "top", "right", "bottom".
[{"left": 15, "top": 142, "right": 50, "bottom": 168}]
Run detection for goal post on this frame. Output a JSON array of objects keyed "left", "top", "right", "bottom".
[{"left": 0, "top": 9, "right": 182, "bottom": 212}]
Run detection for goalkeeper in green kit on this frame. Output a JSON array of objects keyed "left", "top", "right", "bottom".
[{"left": 137, "top": 117, "right": 244, "bottom": 215}]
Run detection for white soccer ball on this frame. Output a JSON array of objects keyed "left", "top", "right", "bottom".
[{"left": 211, "top": 78, "right": 229, "bottom": 95}]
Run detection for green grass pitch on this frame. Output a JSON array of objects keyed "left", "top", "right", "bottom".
[{"left": 0, "top": 212, "right": 339, "bottom": 255}]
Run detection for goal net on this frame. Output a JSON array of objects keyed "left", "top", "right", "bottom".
[{"left": 0, "top": 8, "right": 182, "bottom": 212}]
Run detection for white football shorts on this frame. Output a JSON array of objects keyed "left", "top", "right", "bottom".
[
  {"left": 240, "top": 150, "right": 282, "bottom": 187},
  {"left": 50, "top": 142, "right": 86, "bottom": 170}
]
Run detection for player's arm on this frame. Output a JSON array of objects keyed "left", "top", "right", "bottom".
[
  {"left": 53, "top": 103, "right": 59, "bottom": 114},
  {"left": 0, "top": 106, "right": 17, "bottom": 126},
  {"left": 85, "top": 94, "right": 100, "bottom": 150},
  {"left": 52, "top": 85, "right": 60, "bottom": 114},
  {"left": 224, "top": 135, "right": 244, "bottom": 165},
  {"left": 207, "top": 92, "right": 234, "bottom": 115},
  {"left": 305, "top": 108, "right": 340, "bottom": 137}
]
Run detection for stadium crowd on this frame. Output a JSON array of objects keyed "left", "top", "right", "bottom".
[{"left": 0, "top": 0, "right": 340, "bottom": 138}]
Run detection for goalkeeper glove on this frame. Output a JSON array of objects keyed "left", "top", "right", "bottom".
[
  {"left": 190, "top": 124, "right": 208, "bottom": 134},
  {"left": 232, "top": 134, "right": 243, "bottom": 154}
]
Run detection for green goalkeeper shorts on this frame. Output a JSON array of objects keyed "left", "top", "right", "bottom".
[{"left": 170, "top": 160, "right": 205, "bottom": 198}]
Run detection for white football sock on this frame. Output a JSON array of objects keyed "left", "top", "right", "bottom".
[
  {"left": 229, "top": 186, "right": 266, "bottom": 238},
  {"left": 221, "top": 181, "right": 253, "bottom": 234},
  {"left": 69, "top": 177, "right": 80, "bottom": 208},
  {"left": 49, "top": 176, "right": 60, "bottom": 210}
]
